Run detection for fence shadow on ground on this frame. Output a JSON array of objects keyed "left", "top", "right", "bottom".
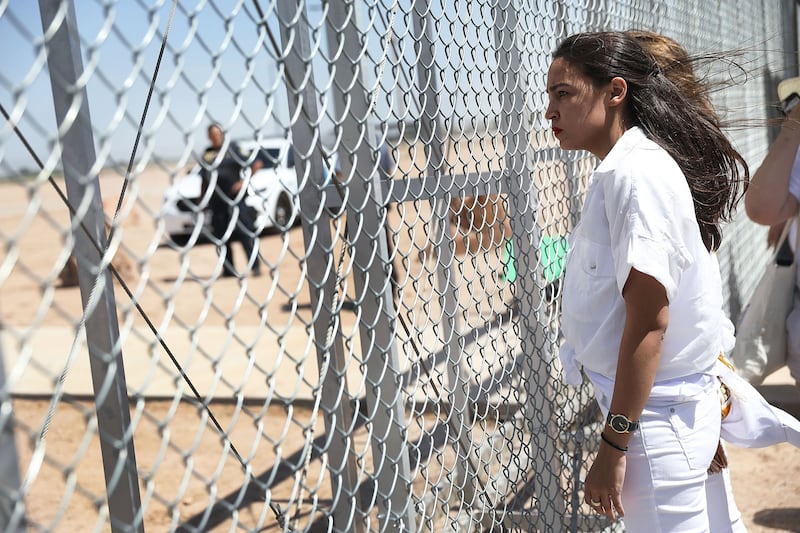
[{"left": 175, "top": 301, "right": 586, "bottom": 531}]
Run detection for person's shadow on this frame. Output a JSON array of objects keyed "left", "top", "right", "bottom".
[{"left": 753, "top": 508, "right": 800, "bottom": 532}]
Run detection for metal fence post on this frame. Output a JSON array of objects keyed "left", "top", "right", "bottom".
[
  {"left": 275, "top": 1, "right": 366, "bottom": 531},
  {"left": 493, "top": 1, "right": 566, "bottom": 529},
  {"left": 324, "top": 1, "right": 417, "bottom": 529},
  {"left": 0, "top": 341, "right": 26, "bottom": 533},
  {"left": 38, "top": 2, "right": 143, "bottom": 531},
  {"left": 410, "top": 0, "right": 479, "bottom": 511}
]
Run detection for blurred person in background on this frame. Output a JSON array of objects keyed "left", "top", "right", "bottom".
[
  {"left": 744, "top": 87, "right": 800, "bottom": 391},
  {"left": 200, "top": 123, "right": 262, "bottom": 278}
]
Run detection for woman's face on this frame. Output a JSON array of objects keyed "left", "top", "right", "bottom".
[{"left": 545, "top": 57, "right": 616, "bottom": 158}]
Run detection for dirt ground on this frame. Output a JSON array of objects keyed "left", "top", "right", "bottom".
[
  {"left": 7, "top": 398, "right": 800, "bottom": 532},
  {"left": 1, "top": 161, "right": 799, "bottom": 532},
  {"left": 727, "top": 442, "right": 800, "bottom": 532}
]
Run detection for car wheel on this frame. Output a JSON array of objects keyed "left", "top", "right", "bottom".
[
  {"left": 273, "top": 192, "right": 294, "bottom": 230},
  {"left": 168, "top": 234, "right": 191, "bottom": 247}
]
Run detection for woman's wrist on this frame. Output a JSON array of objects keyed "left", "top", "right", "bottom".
[{"left": 600, "top": 431, "right": 628, "bottom": 453}]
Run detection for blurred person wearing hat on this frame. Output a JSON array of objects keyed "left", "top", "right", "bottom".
[{"left": 744, "top": 76, "right": 800, "bottom": 390}]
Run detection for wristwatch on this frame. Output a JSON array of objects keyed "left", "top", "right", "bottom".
[{"left": 606, "top": 413, "right": 639, "bottom": 434}]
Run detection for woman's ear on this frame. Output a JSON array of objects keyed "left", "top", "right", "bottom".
[{"left": 608, "top": 77, "right": 628, "bottom": 107}]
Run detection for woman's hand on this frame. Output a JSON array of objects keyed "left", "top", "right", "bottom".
[
  {"left": 584, "top": 441, "right": 626, "bottom": 521},
  {"left": 767, "top": 221, "right": 785, "bottom": 249}
]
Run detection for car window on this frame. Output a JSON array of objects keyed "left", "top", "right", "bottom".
[{"left": 258, "top": 148, "right": 282, "bottom": 169}]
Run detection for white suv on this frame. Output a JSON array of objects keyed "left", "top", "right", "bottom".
[{"left": 161, "top": 138, "right": 300, "bottom": 245}]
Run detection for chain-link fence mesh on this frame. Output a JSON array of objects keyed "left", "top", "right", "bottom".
[{"left": 0, "top": 0, "right": 795, "bottom": 531}]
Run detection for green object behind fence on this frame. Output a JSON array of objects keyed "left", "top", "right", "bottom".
[
  {"left": 501, "top": 235, "right": 569, "bottom": 283},
  {"left": 541, "top": 235, "right": 568, "bottom": 282}
]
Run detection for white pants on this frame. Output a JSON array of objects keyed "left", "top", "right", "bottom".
[
  {"left": 617, "top": 387, "right": 746, "bottom": 532},
  {"left": 705, "top": 467, "right": 748, "bottom": 533}
]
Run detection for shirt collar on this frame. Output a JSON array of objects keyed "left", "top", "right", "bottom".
[{"left": 595, "top": 126, "right": 647, "bottom": 173}]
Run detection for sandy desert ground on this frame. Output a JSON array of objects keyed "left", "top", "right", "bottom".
[{"left": 1, "top": 156, "right": 798, "bottom": 532}]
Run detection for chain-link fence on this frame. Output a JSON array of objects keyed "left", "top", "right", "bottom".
[{"left": 0, "top": 0, "right": 796, "bottom": 531}]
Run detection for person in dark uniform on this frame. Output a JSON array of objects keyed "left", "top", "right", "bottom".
[{"left": 200, "top": 123, "right": 262, "bottom": 278}]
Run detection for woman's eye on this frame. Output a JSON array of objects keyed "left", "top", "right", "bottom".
[{"left": 558, "top": 90, "right": 568, "bottom": 97}]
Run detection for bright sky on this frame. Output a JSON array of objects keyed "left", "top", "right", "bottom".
[
  {"left": 0, "top": 0, "right": 565, "bottom": 177},
  {"left": 1, "top": 1, "right": 294, "bottom": 174}
]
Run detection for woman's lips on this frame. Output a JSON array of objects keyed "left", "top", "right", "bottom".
[{"left": 552, "top": 127, "right": 563, "bottom": 136}]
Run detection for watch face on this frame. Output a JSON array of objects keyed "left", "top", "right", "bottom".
[
  {"left": 608, "top": 414, "right": 636, "bottom": 433},
  {"left": 610, "top": 416, "right": 628, "bottom": 433}
]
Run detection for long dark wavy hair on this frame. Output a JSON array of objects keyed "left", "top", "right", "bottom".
[{"left": 554, "top": 31, "right": 749, "bottom": 252}]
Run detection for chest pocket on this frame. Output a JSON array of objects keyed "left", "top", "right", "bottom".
[
  {"left": 562, "top": 235, "right": 619, "bottom": 322},
  {"left": 569, "top": 234, "right": 616, "bottom": 278}
]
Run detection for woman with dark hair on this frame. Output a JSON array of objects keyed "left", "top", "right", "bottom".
[
  {"left": 626, "top": 30, "right": 719, "bottom": 124},
  {"left": 548, "top": 31, "right": 748, "bottom": 529}
]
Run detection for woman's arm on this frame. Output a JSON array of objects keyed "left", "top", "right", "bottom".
[
  {"left": 584, "top": 267, "right": 669, "bottom": 521},
  {"left": 609, "top": 268, "right": 669, "bottom": 444},
  {"left": 745, "top": 105, "right": 800, "bottom": 226}
]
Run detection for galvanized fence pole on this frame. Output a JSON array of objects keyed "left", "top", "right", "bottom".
[
  {"left": 325, "top": 1, "right": 417, "bottom": 529},
  {"left": 781, "top": 0, "right": 798, "bottom": 80},
  {"left": 410, "top": 0, "right": 479, "bottom": 512},
  {"left": 38, "top": 2, "right": 143, "bottom": 531},
  {"left": 493, "top": 2, "right": 566, "bottom": 529},
  {"left": 275, "top": 1, "right": 366, "bottom": 531},
  {"left": 0, "top": 341, "right": 26, "bottom": 533}
]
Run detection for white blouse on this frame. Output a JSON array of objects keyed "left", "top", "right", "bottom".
[{"left": 559, "top": 127, "right": 729, "bottom": 387}]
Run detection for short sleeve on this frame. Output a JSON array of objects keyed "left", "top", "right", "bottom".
[
  {"left": 602, "top": 162, "right": 694, "bottom": 302},
  {"left": 789, "top": 147, "right": 800, "bottom": 201},
  {"left": 615, "top": 230, "right": 690, "bottom": 301}
]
